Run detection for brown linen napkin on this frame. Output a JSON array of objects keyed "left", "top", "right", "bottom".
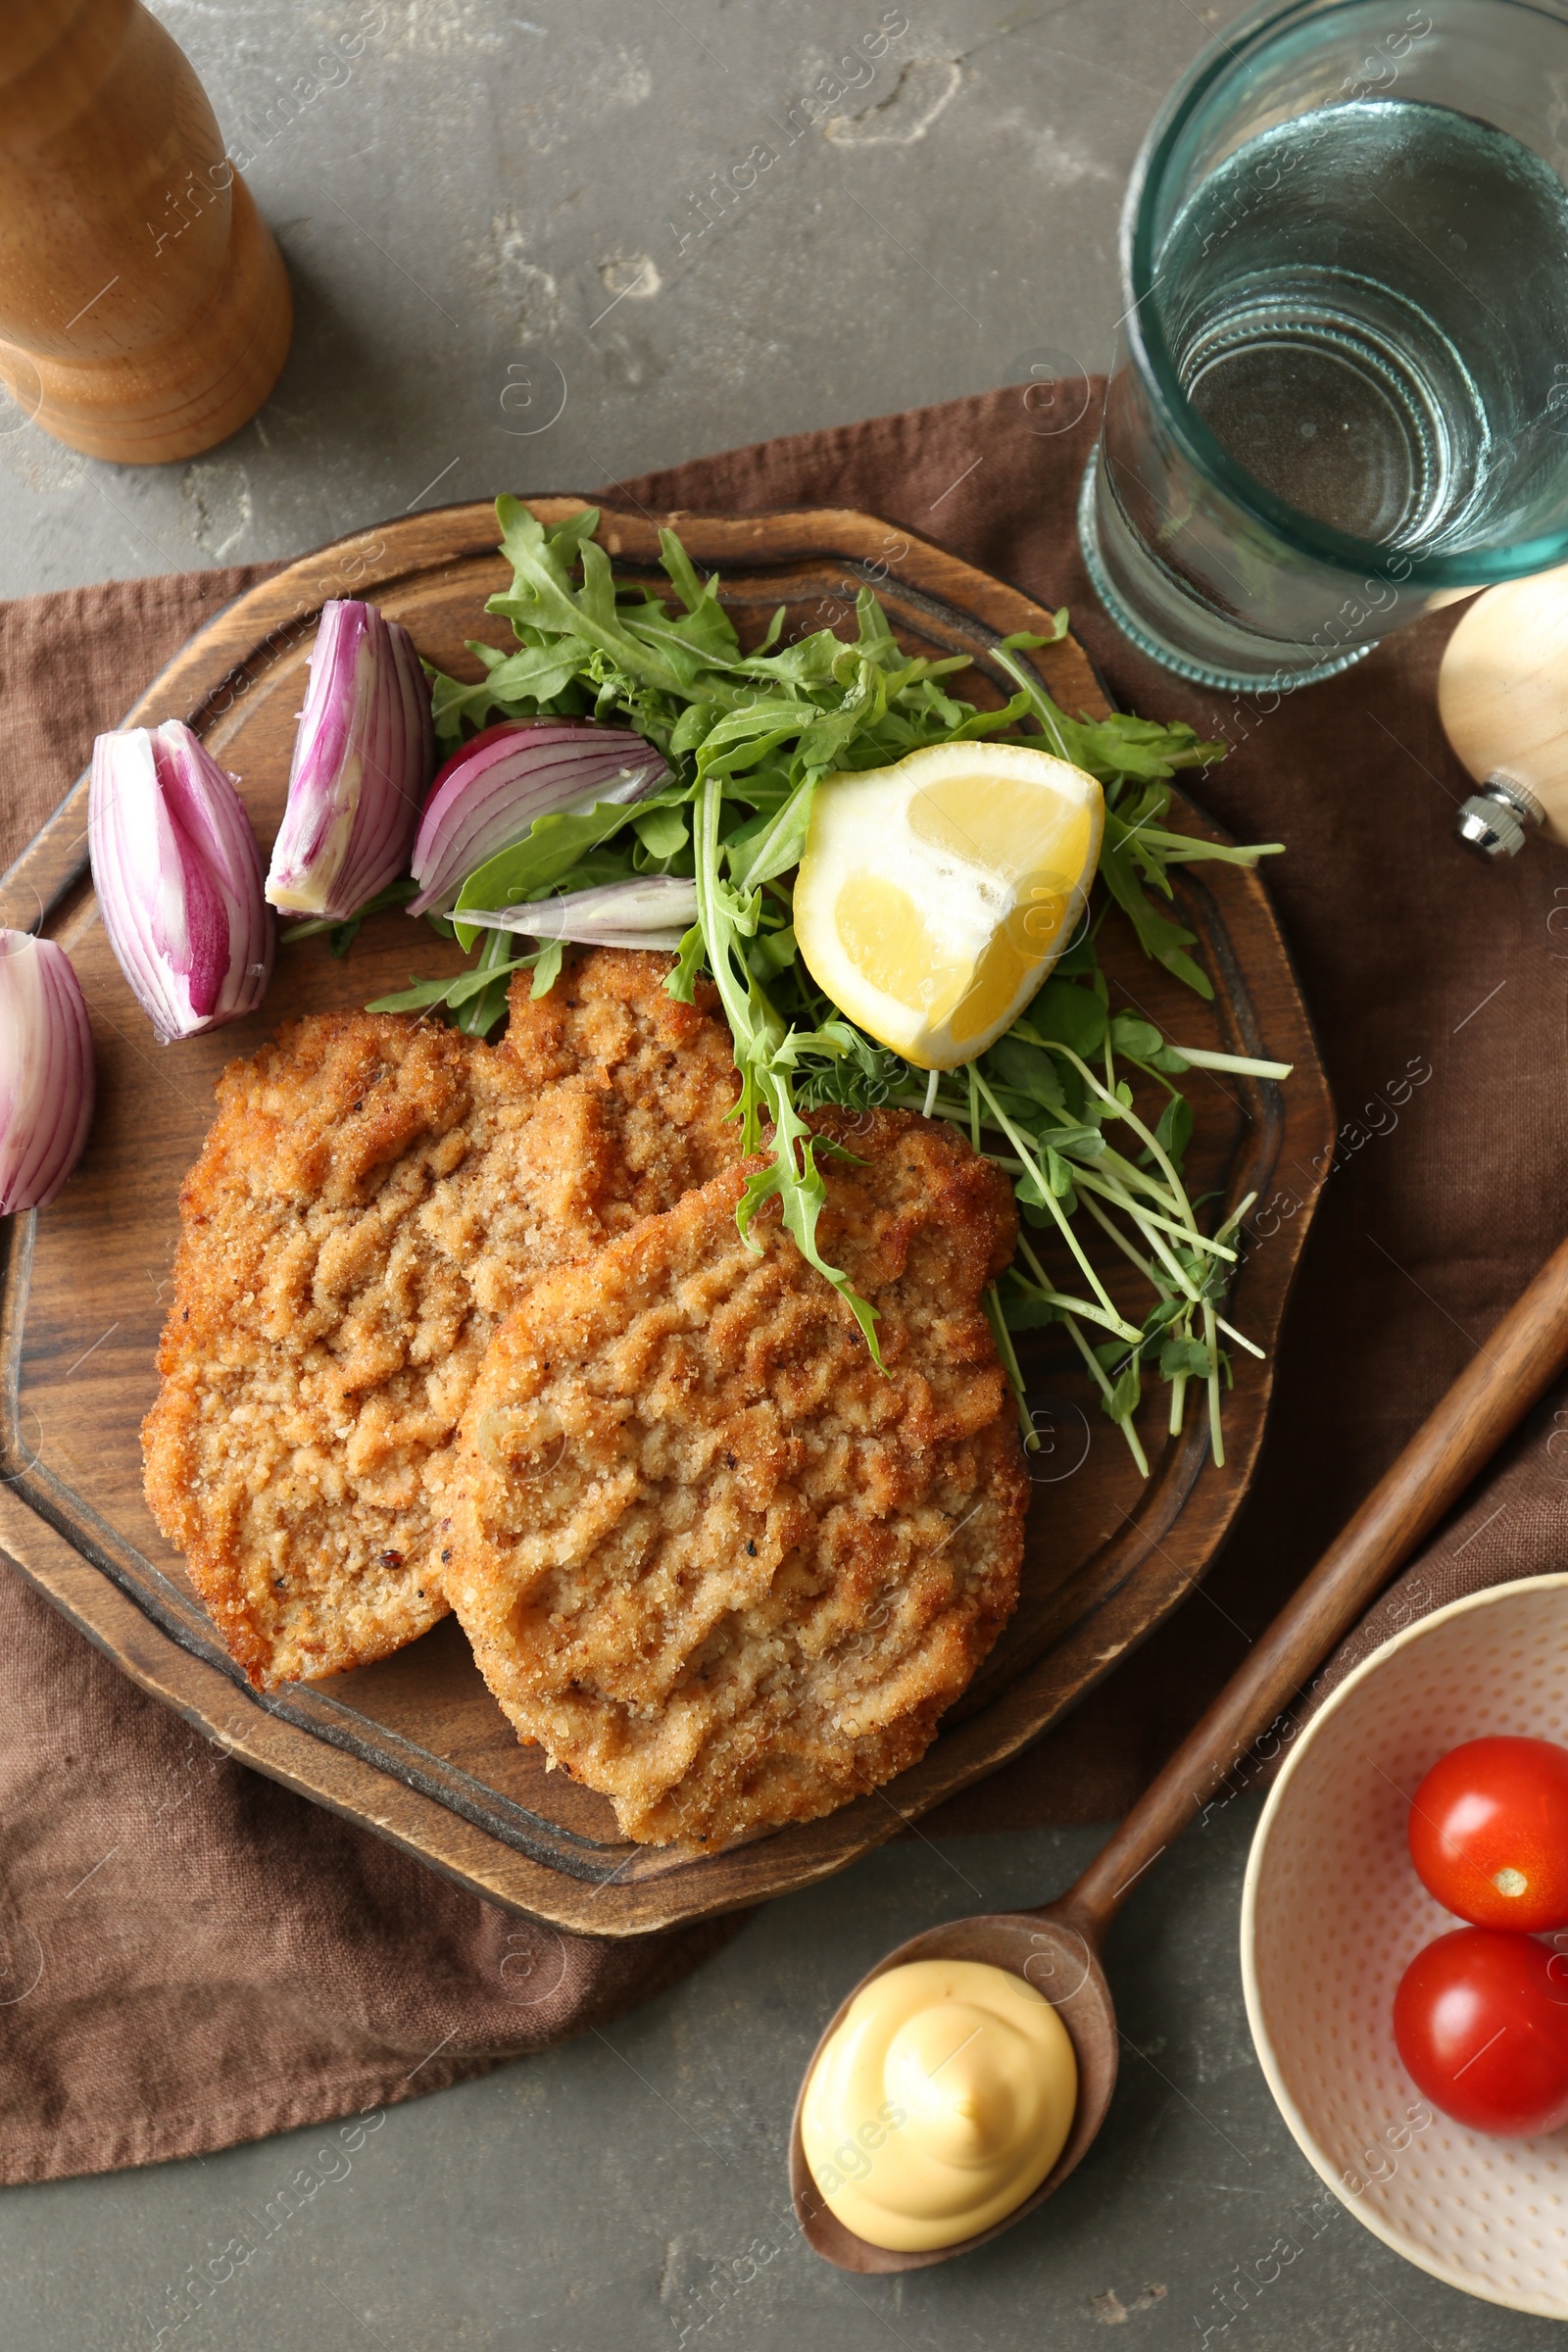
[{"left": 3, "top": 386, "right": 1564, "bottom": 2183}]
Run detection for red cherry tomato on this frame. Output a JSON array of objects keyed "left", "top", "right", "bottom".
[
  {"left": 1408, "top": 1736, "right": 1568, "bottom": 1931},
  {"left": 1394, "top": 1928, "right": 1568, "bottom": 2135}
]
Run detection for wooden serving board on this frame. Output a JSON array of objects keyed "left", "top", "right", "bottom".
[{"left": 0, "top": 503, "right": 1334, "bottom": 1936}]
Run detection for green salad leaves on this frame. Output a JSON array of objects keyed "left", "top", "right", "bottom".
[{"left": 382, "top": 500, "right": 1286, "bottom": 1470}]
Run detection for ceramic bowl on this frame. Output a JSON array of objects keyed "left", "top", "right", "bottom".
[{"left": 1242, "top": 1574, "right": 1568, "bottom": 2318}]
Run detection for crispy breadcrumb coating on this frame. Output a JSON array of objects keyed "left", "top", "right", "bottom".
[
  {"left": 142, "top": 951, "right": 739, "bottom": 1688},
  {"left": 445, "top": 1109, "right": 1027, "bottom": 1846}
]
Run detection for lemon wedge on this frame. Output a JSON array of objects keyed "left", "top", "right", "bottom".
[{"left": 793, "top": 742, "right": 1104, "bottom": 1070}]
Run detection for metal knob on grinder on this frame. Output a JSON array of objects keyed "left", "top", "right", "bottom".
[
  {"left": 1439, "top": 566, "right": 1568, "bottom": 859},
  {"left": 1455, "top": 773, "right": 1546, "bottom": 859}
]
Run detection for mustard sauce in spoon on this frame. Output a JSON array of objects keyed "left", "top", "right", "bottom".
[{"left": 800, "top": 1958, "right": 1078, "bottom": 2253}]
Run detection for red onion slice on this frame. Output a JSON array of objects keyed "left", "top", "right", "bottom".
[
  {"left": 267, "top": 599, "right": 434, "bottom": 919},
  {"left": 0, "top": 930, "right": 95, "bottom": 1214},
  {"left": 458, "top": 876, "right": 699, "bottom": 954},
  {"left": 409, "top": 718, "right": 670, "bottom": 915},
  {"left": 89, "top": 721, "right": 274, "bottom": 1045}
]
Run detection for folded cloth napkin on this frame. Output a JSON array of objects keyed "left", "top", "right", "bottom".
[{"left": 3, "top": 386, "right": 1564, "bottom": 2183}]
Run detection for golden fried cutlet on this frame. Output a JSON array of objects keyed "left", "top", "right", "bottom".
[
  {"left": 445, "top": 1109, "right": 1027, "bottom": 1846},
  {"left": 142, "top": 949, "right": 740, "bottom": 1689}
]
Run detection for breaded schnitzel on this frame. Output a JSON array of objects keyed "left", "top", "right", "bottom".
[
  {"left": 142, "top": 950, "right": 740, "bottom": 1688},
  {"left": 445, "top": 1109, "right": 1027, "bottom": 1847}
]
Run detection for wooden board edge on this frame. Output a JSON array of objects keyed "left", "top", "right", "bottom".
[
  {"left": 0, "top": 499, "right": 1335, "bottom": 1936},
  {"left": 0, "top": 1485, "right": 680, "bottom": 1934}
]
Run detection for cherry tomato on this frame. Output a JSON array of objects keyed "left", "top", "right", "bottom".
[
  {"left": 1408, "top": 1736, "right": 1568, "bottom": 1930},
  {"left": 1394, "top": 1928, "right": 1568, "bottom": 2135}
]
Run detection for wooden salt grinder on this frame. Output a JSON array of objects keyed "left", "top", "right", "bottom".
[
  {"left": 0, "top": 0, "right": 292, "bottom": 465},
  {"left": 1440, "top": 563, "right": 1568, "bottom": 858}
]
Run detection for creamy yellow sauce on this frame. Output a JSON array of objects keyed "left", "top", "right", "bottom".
[{"left": 801, "top": 1957, "right": 1078, "bottom": 2252}]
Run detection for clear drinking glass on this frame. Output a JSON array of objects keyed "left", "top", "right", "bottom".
[{"left": 1079, "top": 0, "right": 1568, "bottom": 691}]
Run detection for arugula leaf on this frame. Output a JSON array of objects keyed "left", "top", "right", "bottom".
[
  {"left": 1098, "top": 819, "right": 1214, "bottom": 1000},
  {"left": 451, "top": 794, "right": 687, "bottom": 949},
  {"left": 732, "top": 778, "right": 816, "bottom": 893},
  {"left": 476, "top": 638, "right": 594, "bottom": 709},
  {"left": 666, "top": 920, "right": 706, "bottom": 1004},
  {"left": 631, "top": 803, "right": 689, "bottom": 860},
  {"left": 368, "top": 948, "right": 537, "bottom": 1018},
  {"left": 690, "top": 773, "right": 883, "bottom": 1361},
  {"left": 992, "top": 632, "right": 1226, "bottom": 779},
  {"left": 528, "top": 937, "right": 565, "bottom": 1000}
]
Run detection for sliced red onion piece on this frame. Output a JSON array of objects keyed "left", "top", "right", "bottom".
[
  {"left": 89, "top": 721, "right": 274, "bottom": 1045},
  {"left": 0, "top": 930, "right": 95, "bottom": 1214},
  {"left": 267, "top": 599, "right": 435, "bottom": 918},
  {"left": 409, "top": 718, "right": 670, "bottom": 916},
  {"left": 459, "top": 876, "right": 699, "bottom": 954}
]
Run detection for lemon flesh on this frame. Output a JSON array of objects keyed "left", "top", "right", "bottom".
[{"left": 793, "top": 742, "right": 1104, "bottom": 1070}]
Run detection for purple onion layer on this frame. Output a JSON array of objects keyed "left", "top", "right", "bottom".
[{"left": 89, "top": 721, "right": 274, "bottom": 1045}]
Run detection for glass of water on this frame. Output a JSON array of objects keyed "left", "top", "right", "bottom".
[{"left": 1079, "top": 0, "right": 1568, "bottom": 691}]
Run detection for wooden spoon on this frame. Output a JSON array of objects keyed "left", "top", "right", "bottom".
[{"left": 791, "top": 1231, "right": 1568, "bottom": 2273}]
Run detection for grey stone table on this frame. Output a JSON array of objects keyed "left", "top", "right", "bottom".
[{"left": 0, "top": 4, "right": 1551, "bottom": 2347}]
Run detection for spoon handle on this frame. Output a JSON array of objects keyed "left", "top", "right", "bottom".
[{"left": 1053, "top": 1229, "right": 1568, "bottom": 1940}]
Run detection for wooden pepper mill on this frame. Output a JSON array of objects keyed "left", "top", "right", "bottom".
[{"left": 0, "top": 0, "right": 292, "bottom": 464}]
